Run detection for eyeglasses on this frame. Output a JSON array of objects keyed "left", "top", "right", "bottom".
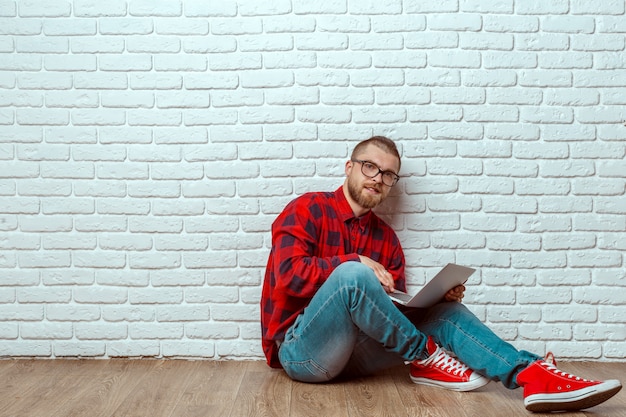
[{"left": 352, "top": 159, "right": 400, "bottom": 187}]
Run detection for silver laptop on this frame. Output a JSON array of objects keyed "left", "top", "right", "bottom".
[{"left": 389, "top": 263, "right": 475, "bottom": 308}]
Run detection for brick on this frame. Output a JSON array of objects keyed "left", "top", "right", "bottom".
[
  {"left": 296, "top": 69, "right": 350, "bottom": 87},
  {"left": 209, "top": 52, "right": 263, "bottom": 71},
  {"left": 155, "top": 19, "right": 209, "bottom": 35},
  {"left": 98, "top": 234, "right": 153, "bottom": 252},
  {"left": 485, "top": 123, "right": 540, "bottom": 141},
  {"left": 0, "top": 341, "right": 51, "bottom": 357},
  {"left": 353, "top": 33, "right": 405, "bottom": 51},
  {"left": 69, "top": 250, "right": 125, "bottom": 270},
  {"left": 152, "top": 201, "right": 204, "bottom": 216},
  {"left": 572, "top": 34, "right": 625, "bottom": 52},
  {"left": 570, "top": 0, "right": 625, "bottom": 15},
  {"left": 597, "top": 160, "right": 626, "bottom": 177},
  {"left": 239, "top": 106, "right": 295, "bottom": 124},
  {"left": 463, "top": 70, "right": 516, "bottom": 87},
  {"left": 296, "top": 33, "right": 348, "bottom": 51},
  {"left": 516, "top": 1, "right": 569, "bottom": 15},
  {"left": 406, "top": 69, "right": 461, "bottom": 87},
  {"left": 539, "top": 196, "right": 593, "bottom": 214},
  {"left": 405, "top": 31, "right": 458, "bottom": 49},
  {"left": 519, "top": 324, "right": 571, "bottom": 340},
  {"left": 0, "top": 18, "right": 41, "bottom": 35},
  {"left": 48, "top": 58, "right": 97, "bottom": 81},
  {"left": 598, "top": 16, "right": 626, "bottom": 33},
  {"left": 264, "top": 51, "right": 317, "bottom": 69},
  {"left": 129, "top": 0, "right": 182, "bottom": 17},
  {"left": 487, "top": 306, "right": 541, "bottom": 323},
  {"left": 99, "top": 54, "right": 153, "bottom": 71},
  {"left": 574, "top": 178, "right": 625, "bottom": 196},
  {"left": 293, "top": 0, "right": 347, "bottom": 14},
  {"left": 574, "top": 324, "right": 626, "bottom": 341},
  {"left": 520, "top": 214, "right": 573, "bottom": 234},
  {"left": 184, "top": 0, "right": 237, "bottom": 17},
  {"left": 128, "top": 207, "right": 183, "bottom": 227},
  {"left": 74, "top": 215, "right": 127, "bottom": 232},
  {"left": 42, "top": 233, "right": 97, "bottom": 250},
  {"left": 542, "top": 16, "right": 595, "bottom": 34},
  {"left": 43, "top": 269, "right": 94, "bottom": 286},
  {"left": 18, "top": 0, "right": 70, "bottom": 17},
  {"left": 0, "top": 1, "right": 16, "bottom": 17},
  {"left": 238, "top": 34, "right": 294, "bottom": 52},
  {"left": 517, "top": 178, "right": 571, "bottom": 196},
  {"left": 128, "top": 109, "right": 182, "bottom": 127},
  {"left": 46, "top": 304, "right": 100, "bottom": 322},
  {"left": 461, "top": 0, "right": 514, "bottom": 13},
  {"left": 429, "top": 14, "right": 482, "bottom": 31},
  {"left": 161, "top": 341, "right": 215, "bottom": 358},
  {"left": 574, "top": 284, "right": 626, "bottom": 304},
  {"left": 52, "top": 342, "right": 106, "bottom": 358},
  {"left": 211, "top": 18, "right": 263, "bottom": 35},
  {"left": 147, "top": 270, "right": 201, "bottom": 287},
  {"left": 73, "top": 286, "right": 128, "bottom": 304},
  {"left": 405, "top": 0, "right": 458, "bottom": 13},
  {"left": 71, "top": 37, "right": 125, "bottom": 53},
  {"left": 95, "top": 270, "right": 151, "bottom": 286},
  {"left": 107, "top": 341, "right": 160, "bottom": 357}
]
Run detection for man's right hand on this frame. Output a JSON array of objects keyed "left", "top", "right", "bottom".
[{"left": 358, "top": 255, "right": 395, "bottom": 293}]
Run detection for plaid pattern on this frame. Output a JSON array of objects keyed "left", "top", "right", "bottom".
[{"left": 261, "top": 186, "right": 406, "bottom": 368}]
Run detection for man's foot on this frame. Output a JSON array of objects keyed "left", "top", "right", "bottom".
[
  {"left": 410, "top": 336, "right": 490, "bottom": 392},
  {"left": 517, "top": 356, "right": 622, "bottom": 413}
]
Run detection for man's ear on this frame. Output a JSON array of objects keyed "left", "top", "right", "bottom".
[{"left": 345, "top": 160, "right": 353, "bottom": 176}]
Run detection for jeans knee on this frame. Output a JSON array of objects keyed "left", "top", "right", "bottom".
[
  {"left": 330, "top": 261, "right": 379, "bottom": 291},
  {"left": 427, "top": 301, "right": 475, "bottom": 327}
]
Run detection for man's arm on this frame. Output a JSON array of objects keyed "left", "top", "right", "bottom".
[{"left": 270, "top": 197, "right": 359, "bottom": 299}]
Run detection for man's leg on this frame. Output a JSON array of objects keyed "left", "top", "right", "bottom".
[
  {"left": 410, "top": 302, "right": 622, "bottom": 412},
  {"left": 407, "top": 301, "right": 541, "bottom": 389},
  {"left": 278, "top": 261, "right": 427, "bottom": 382}
]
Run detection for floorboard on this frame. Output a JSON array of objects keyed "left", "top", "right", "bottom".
[{"left": 0, "top": 359, "right": 623, "bottom": 417}]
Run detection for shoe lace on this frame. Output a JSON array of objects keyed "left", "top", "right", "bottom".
[
  {"left": 540, "top": 361, "right": 593, "bottom": 382},
  {"left": 425, "top": 345, "right": 470, "bottom": 376}
]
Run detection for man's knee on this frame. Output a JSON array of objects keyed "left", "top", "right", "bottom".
[
  {"left": 428, "top": 300, "right": 474, "bottom": 322},
  {"left": 330, "top": 261, "right": 380, "bottom": 290}
]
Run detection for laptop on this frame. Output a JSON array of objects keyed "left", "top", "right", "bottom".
[{"left": 389, "top": 263, "right": 476, "bottom": 308}]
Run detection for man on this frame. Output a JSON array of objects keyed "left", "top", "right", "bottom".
[{"left": 260, "top": 136, "right": 621, "bottom": 412}]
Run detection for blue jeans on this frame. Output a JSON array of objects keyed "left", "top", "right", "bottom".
[{"left": 278, "top": 261, "right": 540, "bottom": 388}]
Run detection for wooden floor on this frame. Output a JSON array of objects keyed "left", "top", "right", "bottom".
[{"left": 0, "top": 359, "right": 624, "bottom": 417}]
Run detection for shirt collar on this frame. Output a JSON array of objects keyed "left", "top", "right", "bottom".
[{"left": 334, "top": 186, "right": 372, "bottom": 224}]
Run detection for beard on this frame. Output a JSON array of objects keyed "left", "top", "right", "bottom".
[{"left": 346, "top": 175, "right": 384, "bottom": 209}]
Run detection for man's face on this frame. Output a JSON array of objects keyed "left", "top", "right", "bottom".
[{"left": 345, "top": 145, "right": 400, "bottom": 211}]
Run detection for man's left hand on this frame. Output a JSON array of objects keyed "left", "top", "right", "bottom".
[{"left": 444, "top": 284, "right": 465, "bottom": 303}]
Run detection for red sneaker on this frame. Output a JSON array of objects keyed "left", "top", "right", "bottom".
[
  {"left": 410, "top": 336, "right": 489, "bottom": 392},
  {"left": 517, "top": 357, "right": 622, "bottom": 413}
]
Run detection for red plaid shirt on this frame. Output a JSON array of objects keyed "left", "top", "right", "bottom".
[{"left": 261, "top": 186, "right": 406, "bottom": 368}]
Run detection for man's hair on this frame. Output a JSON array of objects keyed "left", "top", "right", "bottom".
[{"left": 351, "top": 136, "right": 401, "bottom": 170}]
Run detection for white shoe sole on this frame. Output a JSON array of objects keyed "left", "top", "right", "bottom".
[
  {"left": 524, "top": 379, "right": 622, "bottom": 412},
  {"left": 410, "top": 374, "right": 490, "bottom": 392}
]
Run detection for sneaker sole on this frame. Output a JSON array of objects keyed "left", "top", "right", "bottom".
[
  {"left": 525, "top": 380, "right": 622, "bottom": 413},
  {"left": 410, "top": 375, "right": 490, "bottom": 392}
]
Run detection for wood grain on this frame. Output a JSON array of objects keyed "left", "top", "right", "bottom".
[{"left": 0, "top": 360, "right": 623, "bottom": 417}]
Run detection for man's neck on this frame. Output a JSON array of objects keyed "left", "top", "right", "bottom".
[{"left": 342, "top": 183, "right": 371, "bottom": 218}]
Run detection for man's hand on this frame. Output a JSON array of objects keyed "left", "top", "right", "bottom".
[
  {"left": 358, "top": 255, "right": 395, "bottom": 293},
  {"left": 444, "top": 284, "right": 465, "bottom": 303}
]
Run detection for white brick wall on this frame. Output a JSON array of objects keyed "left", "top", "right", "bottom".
[{"left": 0, "top": 0, "right": 625, "bottom": 360}]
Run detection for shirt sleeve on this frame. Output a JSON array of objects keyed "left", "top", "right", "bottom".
[{"left": 270, "top": 195, "right": 359, "bottom": 299}]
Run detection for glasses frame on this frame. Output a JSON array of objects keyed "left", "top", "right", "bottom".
[{"left": 351, "top": 159, "right": 400, "bottom": 187}]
